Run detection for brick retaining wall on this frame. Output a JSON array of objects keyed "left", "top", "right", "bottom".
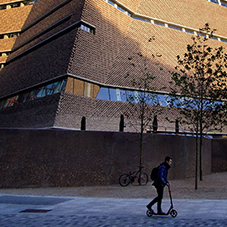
[{"left": 0, "top": 128, "right": 216, "bottom": 188}]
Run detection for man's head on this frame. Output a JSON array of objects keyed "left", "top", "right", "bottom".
[{"left": 165, "top": 156, "right": 172, "bottom": 166}]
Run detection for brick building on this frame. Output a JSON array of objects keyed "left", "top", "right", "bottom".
[{"left": 0, "top": 0, "right": 226, "bottom": 133}]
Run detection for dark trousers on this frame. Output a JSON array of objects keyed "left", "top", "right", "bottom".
[{"left": 147, "top": 186, "right": 164, "bottom": 212}]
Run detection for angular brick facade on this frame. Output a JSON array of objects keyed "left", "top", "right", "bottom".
[{"left": 0, "top": 0, "right": 226, "bottom": 134}]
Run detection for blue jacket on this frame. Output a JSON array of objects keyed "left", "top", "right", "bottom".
[{"left": 153, "top": 162, "right": 170, "bottom": 188}]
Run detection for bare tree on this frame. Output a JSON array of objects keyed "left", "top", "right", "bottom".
[{"left": 125, "top": 39, "right": 163, "bottom": 184}]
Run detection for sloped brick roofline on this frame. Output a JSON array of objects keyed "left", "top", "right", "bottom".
[
  {"left": 108, "top": 0, "right": 227, "bottom": 41},
  {"left": 6, "top": 19, "right": 94, "bottom": 65},
  {"left": 20, "top": 0, "right": 73, "bottom": 34}
]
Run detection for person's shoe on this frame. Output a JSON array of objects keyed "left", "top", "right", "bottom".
[
  {"left": 146, "top": 205, "right": 154, "bottom": 212},
  {"left": 146, "top": 205, "right": 151, "bottom": 211},
  {"left": 157, "top": 210, "right": 166, "bottom": 215}
]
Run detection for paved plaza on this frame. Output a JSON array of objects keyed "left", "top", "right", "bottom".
[{"left": 0, "top": 194, "right": 226, "bottom": 226}]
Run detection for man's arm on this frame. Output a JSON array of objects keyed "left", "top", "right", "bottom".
[{"left": 158, "top": 165, "right": 168, "bottom": 186}]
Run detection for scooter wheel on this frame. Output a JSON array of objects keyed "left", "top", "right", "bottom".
[
  {"left": 146, "top": 210, "right": 153, "bottom": 217},
  {"left": 170, "top": 209, "right": 178, "bottom": 218}
]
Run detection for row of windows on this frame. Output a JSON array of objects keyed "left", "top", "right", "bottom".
[
  {"left": 0, "top": 32, "right": 20, "bottom": 40},
  {"left": 96, "top": 87, "right": 224, "bottom": 110},
  {"left": 0, "top": 79, "right": 66, "bottom": 109},
  {"left": 0, "top": 77, "right": 224, "bottom": 111},
  {"left": 106, "top": 0, "right": 227, "bottom": 43},
  {"left": 0, "top": 0, "right": 36, "bottom": 10},
  {"left": 97, "top": 87, "right": 176, "bottom": 107},
  {"left": 208, "top": 0, "right": 227, "bottom": 7},
  {"left": 0, "top": 77, "right": 101, "bottom": 110},
  {"left": 0, "top": 52, "right": 10, "bottom": 57}
]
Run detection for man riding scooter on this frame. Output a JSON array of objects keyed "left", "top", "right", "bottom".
[{"left": 147, "top": 156, "right": 172, "bottom": 215}]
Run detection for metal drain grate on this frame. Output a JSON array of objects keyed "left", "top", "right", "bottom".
[{"left": 20, "top": 209, "right": 52, "bottom": 213}]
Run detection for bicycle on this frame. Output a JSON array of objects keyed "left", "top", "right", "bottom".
[{"left": 119, "top": 166, "right": 149, "bottom": 187}]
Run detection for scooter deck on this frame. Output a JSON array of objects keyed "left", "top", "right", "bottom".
[{"left": 146, "top": 209, "right": 178, "bottom": 218}]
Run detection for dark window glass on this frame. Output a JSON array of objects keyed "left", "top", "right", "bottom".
[
  {"left": 221, "top": 1, "right": 227, "bottom": 7},
  {"left": 125, "top": 90, "right": 135, "bottom": 102},
  {"left": 0, "top": 100, "right": 4, "bottom": 109},
  {"left": 117, "top": 5, "right": 126, "bottom": 13},
  {"left": 132, "top": 16, "right": 151, "bottom": 23},
  {"left": 157, "top": 94, "right": 167, "bottom": 106},
  {"left": 96, "top": 87, "right": 110, "bottom": 100},
  {"left": 109, "top": 88, "right": 118, "bottom": 101},
  {"left": 221, "top": 38, "right": 227, "bottom": 43},
  {"left": 28, "top": 89, "right": 41, "bottom": 100},
  {"left": 210, "top": 36, "right": 218, "bottom": 41},
  {"left": 108, "top": 0, "right": 114, "bottom": 6},
  {"left": 198, "top": 33, "right": 206, "bottom": 37},
  {"left": 168, "top": 25, "right": 182, "bottom": 31},
  {"left": 0, "top": 5, "right": 7, "bottom": 10},
  {"left": 210, "top": 0, "right": 219, "bottom": 3},
  {"left": 119, "top": 90, "right": 127, "bottom": 102},
  {"left": 185, "top": 29, "right": 194, "bottom": 34},
  {"left": 154, "top": 21, "right": 165, "bottom": 26}
]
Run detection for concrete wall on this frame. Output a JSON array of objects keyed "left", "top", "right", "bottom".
[{"left": 0, "top": 129, "right": 213, "bottom": 188}]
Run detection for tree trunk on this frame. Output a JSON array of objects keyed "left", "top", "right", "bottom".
[
  {"left": 199, "top": 99, "right": 203, "bottom": 182},
  {"left": 199, "top": 126, "right": 203, "bottom": 181},
  {"left": 139, "top": 102, "right": 145, "bottom": 186},
  {"left": 195, "top": 120, "right": 199, "bottom": 190}
]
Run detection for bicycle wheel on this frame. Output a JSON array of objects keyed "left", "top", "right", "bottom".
[
  {"left": 139, "top": 173, "right": 148, "bottom": 186},
  {"left": 119, "top": 173, "right": 130, "bottom": 187}
]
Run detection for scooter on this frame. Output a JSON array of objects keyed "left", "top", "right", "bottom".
[{"left": 146, "top": 185, "right": 178, "bottom": 218}]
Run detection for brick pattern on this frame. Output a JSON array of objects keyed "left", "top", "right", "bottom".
[
  {"left": 137, "top": 0, "right": 227, "bottom": 37},
  {"left": 0, "top": 128, "right": 214, "bottom": 187},
  {"left": 117, "top": 0, "right": 141, "bottom": 12},
  {"left": 0, "top": 5, "right": 32, "bottom": 33},
  {"left": 0, "top": 55, "right": 7, "bottom": 63},
  {"left": 0, "top": 28, "right": 76, "bottom": 97},
  {"left": 67, "top": 0, "right": 133, "bottom": 84},
  {"left": 21, "top": 0, "right": 65, "bottom": 28},
  {"left": 0, "top": 37, "right": 16, "bottom": 52},
  {"left": 0, "top": 5, "right": 32, "bottom": 65},
  {"left": 105, "top": 16, "right": 227, "bottom": 92},
  {"left": 54, "top": 91, "right": 227, "bottom": 133},
  {"left": 55, "top": 92, "right": 182, "bottom": 133},
  {"left": 9, "top": 0, "right": 85, "bottom": 59},
  {"left": 0, "top": 0, "right": 226, "bottom": 133},
  {"left": 0, "top": 93, "right": 61, "bottom": 128}
]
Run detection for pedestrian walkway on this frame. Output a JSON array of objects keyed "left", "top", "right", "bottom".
[{"left": 0, "top": 194, "right": 227, "bottom": 226}]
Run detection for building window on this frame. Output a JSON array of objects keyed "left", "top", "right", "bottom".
[
  {"left": 11, "top": 3, "right": 21, "bottom": 8},
  {"left": 0, "top": 0, "right": 36, "bottom": 11},
  {"left": 210, "top": 36, "right": 219, "bottom": 41},
  {"left": 107, "top": 0, "right": 115, "bottom": 6},
  {"left": 0, "top": 78, "right": 67, "bottom": 109},
  {"left": 168, "top": 25, "right": 182, "bottom": 31},
  {"left": 185, "top": 29, "right": 194, "bottom": 35},
  {"left": 221, "top": 38, "right": 227, "bottom": 43},
  {"left": 0, "top": 5, "right": 6, "bottom": 10},
  {"left": 132, "top": 16, "right": 151, "bottom": 23},
  {"left": 65, "top": 77, "right": 100, "bottom": 98},
  {"left": 80, "top": 24, "right": 95, "bottom": 34},
  {"left": 221, "top": 1, "right": 227, "bottom": 6},
  {"left": 117, "top": 5, "right": 126, "bottom": 13},
  {"left": 154, "top": 21, "right": 165, "bottom": 26},
  {"left": 0, "top": 32, "right": 20, "bottom": 40},
  {"left": 0, "top": 52, "right": 10, "bottom": 57}
]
